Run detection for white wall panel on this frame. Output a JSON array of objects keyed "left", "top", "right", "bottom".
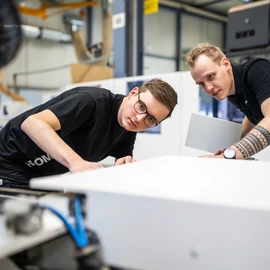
[
  {"left": 3, "top": 40, "right": 76, "bottom": 89},
  {"left": 181, "top": 14, "right": 224, "bottom": 70},
  {"left": 144, "top": 56, "right": 176, "bottom": 75},
  {"left": 144, "top": 9, "right": 177, "bottom": 58},
  {"left": 92, "top": 4, "right": 103, "bottom": 45},
  {"left": 181, "top": 14, "right": 223, "bottom": 50}
]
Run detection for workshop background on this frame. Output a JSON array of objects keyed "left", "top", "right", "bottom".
[
  {"left": 1, "top": 0, "right": 270, "bottom": 158},
  {"left": 1, "top": 1, "right": 270, "bottom": 270},
  {"left": 0, "top": 1, "right": 239, "bottom": 105}
]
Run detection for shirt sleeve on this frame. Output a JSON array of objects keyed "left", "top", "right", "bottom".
[
  {"left": 246, "top": 59, "right": 270, "bottom": 105},
  {"left": 47, "top": 92, "right": 96, "bottom": 137}
]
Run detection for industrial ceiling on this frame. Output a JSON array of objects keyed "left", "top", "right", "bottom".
[{"left": 160, "top": 0, "right": 262, "bottom": 16}]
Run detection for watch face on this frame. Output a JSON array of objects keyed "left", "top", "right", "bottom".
[{"left": 224, "top": 148, "right": 236, "bottom": 159}]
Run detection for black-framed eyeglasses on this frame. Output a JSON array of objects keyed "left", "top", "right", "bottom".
[{"left": 133, "top": 91, "right": 159, "bottom": 128}]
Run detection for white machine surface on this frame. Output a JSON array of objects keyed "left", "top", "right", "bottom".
[{"left": 30, "top": 156, "right": 270, "bottom": 270}]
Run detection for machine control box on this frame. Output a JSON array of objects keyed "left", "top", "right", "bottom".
[{"left": 226, "top": 0, "right": 270, "bottom": 51}]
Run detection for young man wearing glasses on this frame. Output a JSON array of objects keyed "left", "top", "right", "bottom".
[{"left": 0, "top": 78, "right": 177, "bottom": 189}]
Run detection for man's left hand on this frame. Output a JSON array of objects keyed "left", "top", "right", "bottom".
[
  {"left": 199, "top": 153, "right": 224, "bottom": 159},
  {"left": 115, "top": 156, "right": 136, "bottom": 165}
]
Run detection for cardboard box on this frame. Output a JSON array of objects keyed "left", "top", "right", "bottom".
[{"left": 70, "top": 64, "right": 113, "bottom": 83}]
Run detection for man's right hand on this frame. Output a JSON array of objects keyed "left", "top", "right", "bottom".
[{"left": 69, "top": 160, "right": 104, "bottom": 173}]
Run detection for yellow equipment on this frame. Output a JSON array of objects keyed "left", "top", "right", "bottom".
[{"left": 17, "top": 1, "right": 98, "bottom": 19}]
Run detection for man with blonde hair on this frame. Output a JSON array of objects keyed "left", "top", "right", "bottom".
[{"left": 186, "top": 42, "right": 270, "bottom": 160}]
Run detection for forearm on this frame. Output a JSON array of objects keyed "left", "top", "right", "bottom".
[
  {"left": 21, "top": 115, "right": 83, "bottom": 169},
  {"left": 232, "top": 119, "right": 270, "bottom": 159},
  {"left": 241, "top": 116, "right": 255, "bottom": 139}
]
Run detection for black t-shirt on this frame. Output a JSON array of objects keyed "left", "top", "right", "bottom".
[
  {"left": 229, "top": 58, "right": 270, "bottom": 125},
  {"left": 0, "top": 86, "right": 137, "bottom": 179}
]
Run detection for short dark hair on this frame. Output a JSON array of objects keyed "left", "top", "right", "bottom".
[{"left": 139, "top": 78, "right": 178, "bottom": 119}]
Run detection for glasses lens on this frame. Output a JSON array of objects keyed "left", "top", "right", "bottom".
[
  {"left": 145, "top": 115, "right": 157, "bottom": 127},
  {"left": 134, "top": 101, "right": 146, "bottom": 113}
]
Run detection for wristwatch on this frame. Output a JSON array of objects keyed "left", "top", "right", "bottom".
[{"left": 223, "top": 148, "right": 236, "bottom": 159}]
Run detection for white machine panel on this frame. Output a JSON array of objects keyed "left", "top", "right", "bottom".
[{"left": 30, "top": 156, "right": 270, "bottom": 270}]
